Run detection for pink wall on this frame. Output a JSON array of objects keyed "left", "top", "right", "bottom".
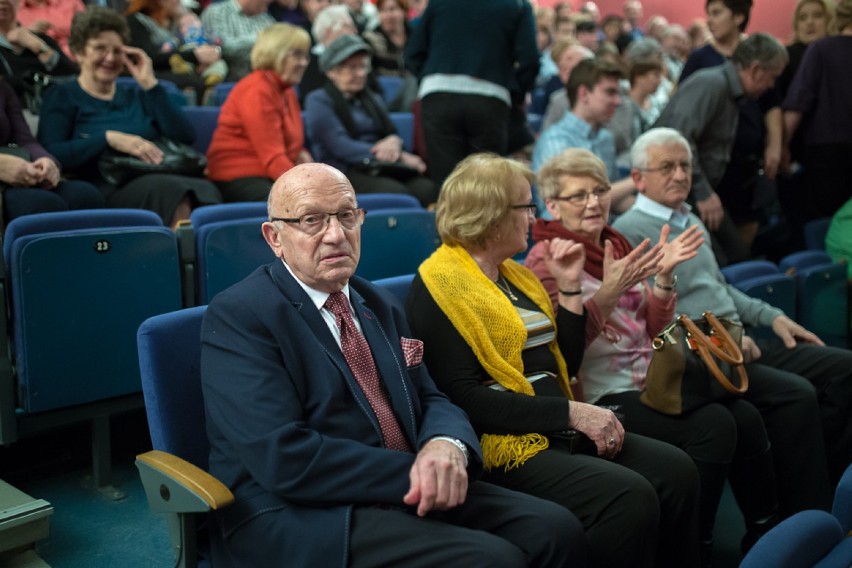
[{"left": 538, "top": 0, "right": 798, "bottom": 43}]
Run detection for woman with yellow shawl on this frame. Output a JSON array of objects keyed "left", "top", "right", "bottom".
[{"left": 405, "top": 153, "right": 701, "bottom": 568}]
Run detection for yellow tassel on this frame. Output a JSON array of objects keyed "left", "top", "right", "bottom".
[{"left": 481, "top": 433, "right": 550, "bottom": 471}]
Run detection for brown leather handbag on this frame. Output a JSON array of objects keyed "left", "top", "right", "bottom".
[{"left": 640, "top": 312, "right": 749, "bottom": 415}]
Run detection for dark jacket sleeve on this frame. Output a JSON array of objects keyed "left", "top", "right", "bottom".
[
  {"left": 405, "top": 274, "right": 572, "bottom": 435},
  {"left": 1, "top": 80, "right": 51, "bottom": 161}
]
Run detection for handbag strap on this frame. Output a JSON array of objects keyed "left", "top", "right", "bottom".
[{"left": 678, "top": 313, "right": 749, "bottom": 394}]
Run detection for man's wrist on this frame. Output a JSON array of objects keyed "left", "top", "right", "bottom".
[{"left": 430, "top": 436, "right": 469, "bottom": 466}]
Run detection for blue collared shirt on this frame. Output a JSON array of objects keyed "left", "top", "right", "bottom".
[{"left": 532, "top": 111, "right": 618, "bottom": 180}]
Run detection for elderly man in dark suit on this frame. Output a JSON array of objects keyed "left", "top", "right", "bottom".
[{"left": 200, "top": 162, "right": 585, "bottom": 567}]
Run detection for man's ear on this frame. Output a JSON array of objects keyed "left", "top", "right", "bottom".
[
  {"left": 631, "top": 168, "right": 647, "bottom": 193},
  {"left": 261, "top": 222, "right": 286, "bottom": 258}
]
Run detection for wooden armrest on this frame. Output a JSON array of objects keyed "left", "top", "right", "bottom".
[{"left": 136, "top": 450, "right": 233, "bottom": 512}]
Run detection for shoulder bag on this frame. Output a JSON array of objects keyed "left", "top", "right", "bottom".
[
  {"left": 98, "top": 137, "right": 207, "bottom": 186},
  {"left": 640, "top": 312, "right": 748, "bottom": 415}
]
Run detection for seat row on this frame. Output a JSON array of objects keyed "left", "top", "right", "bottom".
[
  {"left": 0, "top": 198, "right": 438, "bottom": 496},
  {"left": 720, "top": 250, "right": 850, "bottom": 348}
]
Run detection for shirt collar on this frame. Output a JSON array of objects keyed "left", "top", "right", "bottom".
[
  {"left": 560, "top": 111, "right": 600, "bottom": 140},
  {"left": 633, "top": 193, "right": 693, "bottom": 228},
  {"left": 281, "top": 259, "right": 352, "bottom": 311}
]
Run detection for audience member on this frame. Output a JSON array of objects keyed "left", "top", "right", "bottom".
[
  {"left": 15, "top": 0, "right": 84, "bottom": 59},
  {"left": 268, "top": 0, "right": 308, "bottom": 27},
  {"left": 600, "top": 14, "right": 624, "bottom": 49},
  {"left": 553, "top": 14, "right": 576, "bottom": 41},
  {"left": 655, "top": 33, "right": 787, "bottom": 266},
  {"left": 607, "top": 39, "right": 665, "bottom": 168},
  {"left": 574, "top": 17, "right": 599, "bottom": 51},
  {"left": 781, "top": 0, "right": 851, "bottom": 223},
  {"left": 38, "top": 7, "right": 221, "bottom": 228},
  {"left": 661, "top": 23, "right": 689, "bottom": 80},
  {"left": 405, "top": 152, "right": 700, "bottom": 568},
  {"left": 206, "top": 23, "right": 311, "bottom": 202},
  {"left": 363, "top": 0, "right": 418, "bottom": 110},
  {"left": 298, "top": 4, "right": 357, "bottom": 105},
  {"left": 613, "top": 127, "right": 852, "bottom": 490},
  {"left": 688, "top": 18, "right": 712, "bottom": 50},
  {"left": 826, "top": 196, "right": 852, "bottom": 278},
  {"left": 0, "top": 77, "right": 103, "bottom": 222},
  {"left": 533, "top": 58, "right": 635, "bottom": 215},
  {"left": 540, "top": 43, "right": 593, "bottom": 132},
  {"left": 304, "top": 34, "right": 435, "bottom": 206},
  {"left": 406, "top": 0, "right": 539, "bottom": 187},
  {"left": 126, "top": 0, "right": 227, "bottom": 104},
  {"left": 529, "top": 144, "right": 832, "bottom": 562},
  {"left": 340, "top": 0, "right": 379, "bottom": 33},
  {"left": 554, "top": 1, "right": 573, "bottom": 21},
  {"left": 579, "top": 1, "right": 600, "bottom": 24},
  {"left": 622, "top": 0, "right": 643, "bottom": 38},
  {"left": 200, "top": 160, "right": 582, "bottom": 568},
  {"left": 778, "top": 0, "right": 831, "bottom": 98},
  {"left": 644, "top": 14, "right": 668, "bottom": 43},
  {"left": 0, "top": 0, "right": 77, "bottom": 108},
  {"left": 200, "top": 0, "right": 275, "bottom": 81}
]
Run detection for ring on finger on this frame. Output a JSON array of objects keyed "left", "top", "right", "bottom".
[{"left": 607, "top": 437, "right": 616, "bottom": 446}]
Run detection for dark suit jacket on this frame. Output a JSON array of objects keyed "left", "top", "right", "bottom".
[{"left": 201, "top": 260, "right": 483, "bottom": 567}]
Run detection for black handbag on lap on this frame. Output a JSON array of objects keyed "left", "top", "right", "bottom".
[{"left": 98, "top": 137, "right": 207, "bottom": 186}]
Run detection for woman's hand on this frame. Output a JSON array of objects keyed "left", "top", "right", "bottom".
[
  {"left": 600, "top": 238, "right": 663, "bottom": 297},
  {"left": 371, "top": 135, "right": 403, "bottom": 163},
  {"left": 31, "top": 157, "right": 60, "bottom": 188},
  {"left": 0, "top": 154, "right": 39, "bottom": 186},
  {"left": 28, "top": 20, "right": 52, "bottom": 34},
  {"left": 656, "top": 224, "right": 703, "bottom": 279},
  {"left": 105, "top": 131, "right": 164, "bottom": 164},
  {"left": 543, "top": 238, "right": 585, "bottom": 290},
  {"left": 568, "top": 401, "right": 625, "bottom": 459},
  {"left": 296, "top": 148, "right": 313, "bottom": 165},
  {"left": 399, "top": 151, "right": 426, "bottom": 173},
  {"left": 121, "top": 46, "right": 158, "bottom": 90}
]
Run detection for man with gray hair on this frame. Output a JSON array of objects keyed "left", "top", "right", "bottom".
[
  {"left": 201, "top": 0, "right": 276, "bottom": 81},
  {"left": 298, "top": 4, "right": 358, "bottom": 103},
  {"left": 653, "top": 33, "right": 788, "bottom": 266},
  {"left": 614, "top": 127, "right": 852, "bottom": 506}
]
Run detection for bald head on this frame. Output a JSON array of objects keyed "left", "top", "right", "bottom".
[{"left": 263, "top": 163, "right": 361, "bottom": 293}]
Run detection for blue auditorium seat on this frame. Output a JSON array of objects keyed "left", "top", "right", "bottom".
[
  {"left": 182, "top": 106, "right": 221, "bottom": 154},
  {"left": 377, "top": 75, "right": 403, "bottom": 106},
  {"left": 189, "top": 203, "right": 276, "bottom": 304},
  {"left": 804, "top": 217, "right": 831, "bottom": 250},
  {"left": 356, "top": 209, "right": 439, "bottom": 281},
  {"left": 1, "top": 209, "right": 182, "bottom": 494},
  {"left": 373, "top": 273, "right": 415, "bottom": 305},
  {"left": 357, "top": 193, "right": 421, "bottom": 210},
  {"left": 740, "top": 509, "right": 851, "bottom": 568},
  {"left": 116, "top": 76, "right": 188, "bottom": 105},
  {"left": 137, "top": 306, "right": 232, "bottom": 568},
  {"left": 779, "top": 251, "right": 849, "bottom": 347},
  {"left": 390, "top": 112, "right": 415, "bottom": 152},
  {"left": 210, "top": 81, "right": 236, "bottom": 105}
]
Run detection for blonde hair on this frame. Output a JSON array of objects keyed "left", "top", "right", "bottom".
[
  {"left": 792, "top": 0, "right": 834, "bottom": 41},
  {"left": 251, "top": 23, "right": 311, "bottom": 73},
  {"left": 436, "top": 154, "right": 534, "bottom": 249},
  {"left": 537, "top": 149, "right": 609, "bottom": 200}
]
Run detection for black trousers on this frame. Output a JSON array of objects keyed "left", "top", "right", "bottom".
[
  {"left": 214, "top": 176, "right": 272, "bottom": 202},
  {"left": 756, "top": 340, "right": 852, "bottom": 489},
  {"left": 346, "top": 169, "right": 438, "bottom": 208},
  {"left": 483, "top": 433, "right": 701, "bottom": 568},
  {"left": 349, "top": 481, "right": 586, "bottom": 568},
  {"left": 420, "top": 92, "right": 510, "bottom": 187}
]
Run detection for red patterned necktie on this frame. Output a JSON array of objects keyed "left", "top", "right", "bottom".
[{"left": 325, "top": 291, "right": 411, "bottom": 452}]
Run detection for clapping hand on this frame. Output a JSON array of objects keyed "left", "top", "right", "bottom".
[
  {"left": 656, "top": 224, "right": 703, "bottom": 277},
  {"left": 543, "top": 238, "right": 585, "bottom": 289},
  {"left": 599, "top": 238, "right": 662, "bottom": 298}
]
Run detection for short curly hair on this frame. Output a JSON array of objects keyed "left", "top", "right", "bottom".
[{"left": 69, "top": 6, "right": 130, "bottom": 55}]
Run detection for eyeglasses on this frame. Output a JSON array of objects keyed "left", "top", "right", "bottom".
[
  {"left": 271, "top": 208, "right": 366, "bottom": 236},
  {"left": 287, "top": 49, "right": 310, "bottom": 61},
  {"left": 640, "top": 161, "right": 692, "bottom": 177},
  {"left": 550, "top": 185, "right": 612, "bottom": 207},
  {"left": 511, "top": 203, "right": 538, "bottom": 216}
]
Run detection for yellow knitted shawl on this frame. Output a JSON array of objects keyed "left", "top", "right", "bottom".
[{"left": 419, "top": 243, "right": 574, "bottom": 471}]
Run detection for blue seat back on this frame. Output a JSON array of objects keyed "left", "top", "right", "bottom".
[
  {"left": 116, "top": 76, "right": 187, "bottom": 105},
  {"left": 795, "top": 262, "right": 849, "bottom": 348},
  {"left": 804, "top": 217, "right": 831, "bottom": 250},
  {"left": 389, "top": 112, "right": 414, "bottom": 152},
  {"left": 376, "top": 75, "right": 403, "bottom": 105},
  {"left": 190, "top": 204, "right": 276, "bottom": 304},
  {"left": 721, "top": 260, "right": 780, "bottom": 284},
  {"left": 356, "top": 209, "right": 439, "bottom": 281},
  {"left": 5, "top": 210, "right": 182, "bottom": 413},
  {"left": 356, "top": 193, "right": 421, "bottom": 210},
  {"left": 373, "top": 274, "right": 415, "bottom": 306},
  {"left": 741, "top": 510, "right": 847, "bottom": 568},
  {"left": 182, "top": 106, "right": 221, "bottom": 154},
  {"left": 779, "top": 250, "right": 833, "bottom": 274},
  {"left": 211, "top": 81, "right": 236, "bottom": 105},
  {"left": 833, "top": 462, "right": 852, "bottom": 535},
  {"left": 137, "top": 306, "right": 209, "bottom": 470}
]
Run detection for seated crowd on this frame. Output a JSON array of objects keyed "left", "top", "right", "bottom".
[{"left": 1, "top": 1, "right": 851, "bottom": 567}]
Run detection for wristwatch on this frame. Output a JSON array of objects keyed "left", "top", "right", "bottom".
[{"left": 431, "top": 436, "right": 469, "bottom": 466}]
